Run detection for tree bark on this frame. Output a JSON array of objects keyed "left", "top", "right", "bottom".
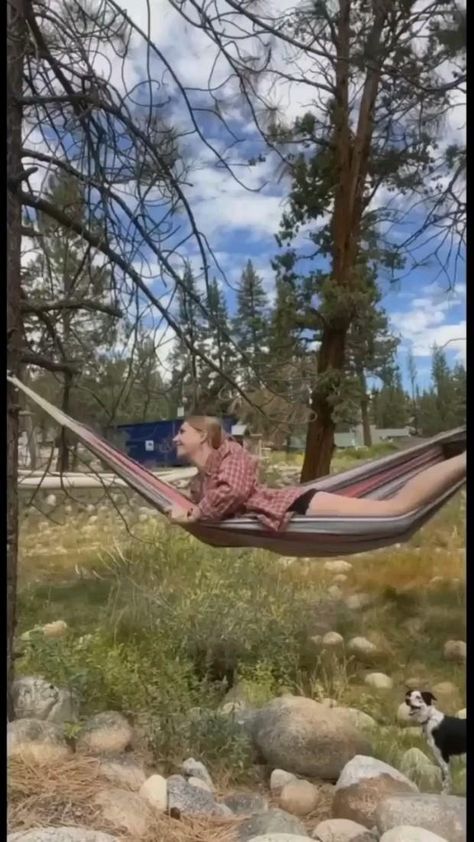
[
  {"left": 301, "top": 328, "right": 346, "bottom": 480},
  {"left": 358, "top": 368, "right": 372, "bottom": 447},
  {"left": 7, "top": 0, "right": 26, "bottom": 720}
]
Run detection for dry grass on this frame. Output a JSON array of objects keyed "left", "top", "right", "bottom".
[{"left": 8, "top": 756, "right": 240, "bottom": 842}]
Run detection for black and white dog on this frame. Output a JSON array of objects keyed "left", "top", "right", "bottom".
[{"left": 405, "top": 690, "right": 466, "bottom": 793}]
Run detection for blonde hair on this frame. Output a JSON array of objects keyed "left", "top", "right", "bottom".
[{"left": 186, "top": 415, "right": 225, "bottom": 450}]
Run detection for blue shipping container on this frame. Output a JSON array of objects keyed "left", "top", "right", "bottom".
[{"left": 115, "top": 416, "right": 236, "bottom": 467}]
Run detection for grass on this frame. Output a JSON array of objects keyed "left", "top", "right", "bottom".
[{"left": 13, "top": 450, "right": 466, "bottom": 807}]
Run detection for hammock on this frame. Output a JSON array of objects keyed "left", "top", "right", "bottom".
[{"left": 8, "top": 374, "right": 465, "bottom": 558}]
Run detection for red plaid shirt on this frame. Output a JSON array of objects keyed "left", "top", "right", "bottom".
[{"left": 189, "top": 438, "right": 305, "bottom": 532}]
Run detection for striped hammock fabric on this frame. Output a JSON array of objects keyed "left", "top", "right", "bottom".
[{"left": 9, "top": 375, "right": 465, "bottom": 557}]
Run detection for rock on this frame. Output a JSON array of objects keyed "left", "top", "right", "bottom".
[
  {"left": 246, "top": 837, "right": 311, "bottom": 842},
  {"left": 456, "top": 708, "right": 466, "bottom": 718},
  {"left": 188, "top": 775, "right": 213, "bottom": 792},
  {"left": 443, "top": 640, "right": 466, "bottom": 662},
  {"left": 429, "top": 577, "right": 444, "bottom": 587},
  {"left": 167, "top": 774, "right": 230, "bottom": 818},
  {"left": 270, "top": 769, "right": 298, "bottom": 794},
  {"left": 45, "top": 494, "right": 57, "bottom": 507},
  {"left": 322, "top": 632, "right": 344, "bottom": 648},
  {"left": 8, "top": 829, "right": 118, "bottom": 842},
  {"left": 237, "top": 808, "right": 309, "bottom": 841},
  {"left": 252, "top": 696, "right": 372, "bottom": 780},
  {"left": 139, "top": 774, "right": 167, "bottom": 811},
  {"left": 76, "top": 711, "right": 133, "bottom": 755},
  {"left": 42, "top": 620, "right": 68, "bottom": 639},
  {"left": 310, "top": 635, "right": 323, "bottom": 649},
  {"left": 8, "top": 718, "right": 72, "bottom": 764},
  {"left": 182, "top": 757, "right": 214, "bottom": 789},
  {"left": 324, "top": 561, "right": 353, "bottom": 574},
  {"left": 375, "top": 795, "right": 466, "bottom": 842},
  {"left": 279, "top": 780, "right": 319, "bottom": 816},
  {"left": 345, "top": 594, "right": 373, "bottom": 611},
  {"left": 333, "top": 574, "right": 348, "bottom": 584},
  {"left": 88, "top": 515, "right": 98, "bottom": 524},
  {"left": 99, "top": 754, "right": 146, "bottom": 790},
  {"left": 223, "top": 792, "right": 269, "bottom": 814},
  {"left": 330, "top": 708, "right": 378, "bottom": 733},
  {"left": 399, "top": 748, "right": 442, "bottom": 789},
  {"left": 321, "top": 698, "right": 338, "bottom": 708},
  {"left": 379, "top": 828, "right": 449, "bottom": 842},
  {"left": 347, "top": 638, "right": 377, "bottom": 658},
  {"left": 312, "top": 818, "right": 373, "bottom": 841},
  {"left": 364, "top": 673, "right": 393, "bottom": 690},
  {"left": 333, "top": 755, "right": 417, "bottom": 828},
  {"left": 405, "top": 677, "right": 423, "bottom": 690},
  {"left": 12, "top": 677, "right": 79, "bottom": 723},
  {"left": 396, "top": 702, "right": 416, "bottom": 726},
  {"left": 431, "top": 682, "right": 460, "bottom": 709},
  {"left": 138, "top": 513, "right": 149, "bottom": 523},
  {"left": 94, "top": 787, "right": 152, "bottom": 836},
  {"left": 86, "top": 504, "right": 96, "bottom": 514}
]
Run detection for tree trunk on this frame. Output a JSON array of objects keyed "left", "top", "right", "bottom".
[
  {"left": 358, "top": 369, "right": 372, "bottom": 447},
  {"left": 301, "top": 328, "right": 346, "bottom": 481},
  {"left": 57, "top": 370, "right": 72, "bottom": 472},
  {"left": 7, "top": 0, "right": 26, "bottom": 720}
]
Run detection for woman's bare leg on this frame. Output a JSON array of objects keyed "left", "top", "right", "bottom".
[{"left": 306, "top": 452, "right": 466, "bottom": 518}]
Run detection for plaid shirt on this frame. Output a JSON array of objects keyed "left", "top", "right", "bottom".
[{"left": 189, "top": 438, "right": 305, "bottom": 532}]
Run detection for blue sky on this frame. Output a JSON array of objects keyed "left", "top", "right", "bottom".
[{"left": 22, "top": 0, "right": 466, "bottom": 394}]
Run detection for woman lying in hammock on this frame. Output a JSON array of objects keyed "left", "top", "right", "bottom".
[{"left": 167, "top": 416, "right": 466, "bottom": 531}]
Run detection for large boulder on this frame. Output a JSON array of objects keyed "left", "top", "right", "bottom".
[
  {"left": 12, "top": 677, "right": 78, "bottom": 724},
  {"left": 332, "top": 756, "right": 417, "bottom": 828},
  {"left": 399, "top": 748, "right": 441, "bottom": 790},
  {"left": 375, "top": 794, "right": 466, "bottom": 842},
  {"left": 8, "top": 718, "right": 72, "bottom": 764},
  {"left": 252, "top": 696, "right": 372, "bottom": 780}
]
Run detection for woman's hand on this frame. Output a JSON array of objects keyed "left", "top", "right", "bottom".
[{"left": 168, "top": 503, "right": 201, "bottom": 524}]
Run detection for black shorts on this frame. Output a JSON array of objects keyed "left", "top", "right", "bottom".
[{"left": 288, "top": 488, "right": 318, "bottom": 515}]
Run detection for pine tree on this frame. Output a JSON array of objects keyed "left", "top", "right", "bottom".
[
  {"left": 371, "top": 366, "right": 409, "bottom": 429},
  {"left": 22, "top": 171, "right": 118, "bottom": 469},
  {"left": 233, "top": 260, "right": 269, "bottom": 390}
]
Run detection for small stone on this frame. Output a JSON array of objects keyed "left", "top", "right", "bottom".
[
  {"left": 88, "top": 515, "right": 98, "bottom": 524},
  {"left": 223, "top": 791, "right": 268, "bottom": 814},
  {"left": 333, "top": 574, "right": 348, "bottom": 584},
  {"left": 380, "top": 828, "right": 449, "bottom": 842},
  {"left": 181, "top": 757, "right": 214, "bottom": 790},
  {"left": 42, "top": 620, "right": 68, "bottom": 639},
  {"left": 309, "top": 635, "right": 323, "bottom": 649},
  {"left": 139, "top": 774, "right": 167, "bottom": 811},
  {"left": 364, "top": 673, "right": 393, "bottom": 690},
  {"left": 279, "top": 780, "right": 319, "bottom": 816},
  {"left": 456, "top": 708, "right": 466, "bottom": 719},
  {"left": 405, "top": 677, "right": 423, "bottom": 690},
  {"left": 237, "top": 808, "right": 308, "bottom": 841},
  {"left": 347, "top": 638, "right": 377, "bottom": 658},
  {"left": 345, "top": 594, "right": 374, "bottom": 610},
  {"left": 64, "top": 505, "right": 73, "bottom": 514},
  {"left": 327, "top": 585, "right": 343, "bottom": 599},
  {"left": 188, "top": 776, "right": 212, "bottom": 792},
  {"left": 322, "top": 632, "right": 344, "bottom": 648},
  {"left": 397, "top": 702, "right": 416, "bottom": 727},
  {"left": 270, "top": 769, "right": 298, "bottom": 795},
  {"left": 429, "top": 577, "right": 444, "bottom": 587},
  {"left": 324, "top": 560, "right": 353, "bottom": 574},
  {"left": 312, "top": 817, "right": 372, "bottom": 841},
  {"left": 443, "top": 640, "right": 466, "bottom": 662},
  {"left": 167, "top": 774, "right": 229, "bottom": 818},
  {"left": 8, "top": 829, "right": 119, "bottom": 842},
  {"left": 86, "top": 504, "right": 96, "bottom": 514},
  {"left": 8, "top": 719, "right": 72, "bottom": 764},
  {"left": 138, "top": 513, "right": 148, "bottom": 523},
  {"left": 77, "top": 711, "right": 133, "bottom": 755},
  {"left": 94, "top": 787, "right": 152, "bottom": 836},
  {"left": 45, "top": 494, "right": 57, "bottom": 507}
]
